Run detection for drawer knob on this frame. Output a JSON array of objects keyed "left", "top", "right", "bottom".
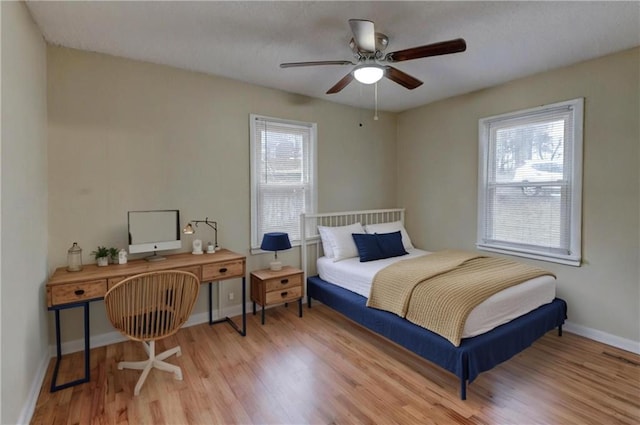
[
  {"left": 280, "top": 279, "right": 289, "bottom": 284},
  {"left": 219, "top": 267, "right": 228, "bottom": 273},
  {"left": 74, "top": 289, "right": 85, "bottom": 296},
  {"left": 280, "top": 291, "right": 288, "bottom": 298}
]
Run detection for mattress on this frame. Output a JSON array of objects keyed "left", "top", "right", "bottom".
[{"left": 317, "top": 249, "right": 556, "bottom": 338}]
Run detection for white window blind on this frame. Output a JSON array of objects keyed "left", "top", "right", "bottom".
[
  {"left": 477, "top": 98, "right": 583, "bottom": 266},
  {"left": 250, "top": 114, "right": 317, "bottom": 250}
]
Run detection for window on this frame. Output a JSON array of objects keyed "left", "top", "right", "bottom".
[
  {"left": 477, "top": 98, "right": 583, "bottom": 266},
  {"left": 250, "top": 114, "right": 317, "bottom": 250}
]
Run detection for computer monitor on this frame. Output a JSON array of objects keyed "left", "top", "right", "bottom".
[{"left": 127, "top": 210, "right": 181, "bottom": 261}]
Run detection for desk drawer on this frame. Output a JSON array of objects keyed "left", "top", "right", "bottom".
[
  {"left": 51, "top": 280, "right": 107, "bottom": 305},
  {"left": 107, "top": 266, "right": 202, "bottom": 289},
  {"left": 202, "top": 260, "right": 244, "bottom": 281},
  {"left": 175, "top": 265, "right": 202, "bottom": 281},
  {"left": 108, "top": 276, "right": 127, "bottom": 290},
  {"left": 264, "top": 273, "right": 302, "bottom": 292},
  {"left": 265, "top": 286, "right": 302, "bottom": 305}
]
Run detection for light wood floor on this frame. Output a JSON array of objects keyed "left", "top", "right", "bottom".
[{"left": 33, "top": 304, "right": 639, "bottom": 424}]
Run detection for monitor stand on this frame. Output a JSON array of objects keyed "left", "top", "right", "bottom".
[{"left": 144, "top": 251, "right": 166, "bottom": 262}]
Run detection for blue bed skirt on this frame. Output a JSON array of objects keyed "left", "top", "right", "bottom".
[{"left": 307, "top": 275, "right": 567, "bottom": 399}]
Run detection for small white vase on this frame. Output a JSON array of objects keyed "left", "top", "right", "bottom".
[{"left": 97, "top": 257, "right": 109, "bottom": 267}]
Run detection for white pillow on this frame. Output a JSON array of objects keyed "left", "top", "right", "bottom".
[
  {"left": 317, "top": 226, "right": 335, "bottom": 258},
  {"left": 318, "top": 222, "right": 365, "bottom": 262},
  {"left": 364, "top": 221, "right": 415, "bottom": 250}
]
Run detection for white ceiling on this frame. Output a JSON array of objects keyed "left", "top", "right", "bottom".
[{"left": 26, "top": 1, "right": 640, "bottom": 112}]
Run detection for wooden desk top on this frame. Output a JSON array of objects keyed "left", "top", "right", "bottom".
[
  {"left": 48, "top": 249, "right": 246, "bottom": 286},
  {"left": 47, "top": 249, "right": 247, "bottom": 308}
]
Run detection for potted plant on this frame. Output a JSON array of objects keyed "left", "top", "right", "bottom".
[
  {"left": 92, "top": 246, "right": 110, "bottom": 266},
  {"left": 108, "top": 247, "right": 119, "bottom": 264}
]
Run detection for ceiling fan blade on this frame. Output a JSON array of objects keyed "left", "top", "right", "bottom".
[
  {"left": 280, "top": 60, "right": 354, "bottom": 68},
  {"left": 349, "top": 19, "right": 376, "bottom": 53},
  {"left": 384, "top": 66, "right": 423, "bottom": 90},
  {"left": 326, "top": 72, "right": 354, "bottom": 94},
  {"left": 386, "top": 38, "right": 467, "bottom": 62}
]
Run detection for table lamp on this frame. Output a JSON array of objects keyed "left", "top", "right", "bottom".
[
  {"left": 183, "top": 217, "right": 218, "bottom": 254},
  {"left": 260, "top": 232, "right": 291, "bottom": 271}
]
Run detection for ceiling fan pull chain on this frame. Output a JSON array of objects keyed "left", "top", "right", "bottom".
[
  {"left": 374, "top": 82, "right": 379, "bottom": 121},
  {"left": 358, "top": 83, "right": 364, "bottom": 127}
]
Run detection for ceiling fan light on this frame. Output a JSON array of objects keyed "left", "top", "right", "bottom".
[{"left": 353, "top": 66, "right": 384, "bottom": 84}]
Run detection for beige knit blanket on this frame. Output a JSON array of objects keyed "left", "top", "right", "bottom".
[{"left": 366, "top": 250, "right": 555, "bottom": 346}]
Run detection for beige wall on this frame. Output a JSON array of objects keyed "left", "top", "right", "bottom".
[
  {"left": 398, "top": 48, "right": 640, "bottom": 343},
  {"left": 47, "top": 46, "right": 398, "bottom": 341},
  {"left": 45, "top": 31, "right": 640, "bottom": 357},
  {"left": 1, "top": 2, "right": 49, "bottom": 423}
]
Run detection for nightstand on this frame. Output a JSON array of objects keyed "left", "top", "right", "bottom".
[{"left": 250, "top": 266, "right": 304, "bottom": 325}]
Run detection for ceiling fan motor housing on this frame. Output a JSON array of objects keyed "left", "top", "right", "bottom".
[{"left": 349, "top": 32, "right": 389, "bottom": 56}]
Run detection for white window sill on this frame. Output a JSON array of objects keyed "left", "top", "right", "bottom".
[{"left": 476, "top": 244, "right": 581, "bottom": 267}]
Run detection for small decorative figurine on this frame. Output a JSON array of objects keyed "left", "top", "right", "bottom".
[
  {"left": 118, "top": 249, "right": 128, "bottom": 264},
  {"left": 192, "top": 239, "right": 203, "bottom": 255}
]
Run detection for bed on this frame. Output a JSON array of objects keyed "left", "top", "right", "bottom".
[{"left": 300, "top": 208, "right": 567, "bottom": 400}]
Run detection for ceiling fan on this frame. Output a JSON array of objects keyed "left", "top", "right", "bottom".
[{"left": 280, "top": 19, "right": 467, "bottom": 94}]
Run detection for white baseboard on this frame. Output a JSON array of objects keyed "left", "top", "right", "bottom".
[
  {"left": 564, "top": 321, "right": 640, "bottom": 355},
  {"left": 16, "top": 350, "right": 50, "bottom": 425}
]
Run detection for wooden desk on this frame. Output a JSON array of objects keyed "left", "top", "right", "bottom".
[{"left": 46, "top": 249, "right": 246, "bottom": 392}]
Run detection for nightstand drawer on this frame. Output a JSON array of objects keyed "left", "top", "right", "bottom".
[
  {"left": 264, "top": 272, "right": 302, "bottom": 292},
  {"left": 202, "top": 260, "right": 244, "bottom": 281},
  {"left": 51, "top": 280, "right": 108, "bottom": 305},
  {"left": 265, "top": 286, "right": 302, "bottom": 305}
]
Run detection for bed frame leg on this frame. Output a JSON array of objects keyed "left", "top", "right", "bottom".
[
  {"left": 308, "top": 297, "right": 312, "bottom": 308},
  {"left": 460, "top": 377, "right": 467, "bottom": 400},
  {"left": 558, "top": 324, "right": 563, "bottom": 337}
]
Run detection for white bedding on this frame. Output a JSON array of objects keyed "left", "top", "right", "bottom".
[{"left": 317, "top": 249, "right": 556, "bottom": 338}]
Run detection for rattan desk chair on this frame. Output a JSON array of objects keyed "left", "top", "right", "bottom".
[{"left": 104, "top": 270, "right": 200, "bottom": 396}]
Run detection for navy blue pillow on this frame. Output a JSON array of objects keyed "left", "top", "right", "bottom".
[
  {"left": 352, "top": 231, "right": 409, "bottom": 262},
  {"left": 351, "top": 233, "right": 384, "bottom": 262},
  {"left": 376, "top": 231, "right": 409, "bottom": 258}
]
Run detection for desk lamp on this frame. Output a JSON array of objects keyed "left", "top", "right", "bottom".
[
  {"left": 183, "top": 218, "right": 218, "bottom": 253},
  {"left": 260, "top": 232, "right": 291, "bottom": 271}
]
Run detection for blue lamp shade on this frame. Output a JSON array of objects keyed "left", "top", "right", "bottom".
[
  {"left": 260, "top": 232, "right": 291, "bottom": 271},
  {"left": 260, "top": 232, "right": 291, "bottom": 252}
]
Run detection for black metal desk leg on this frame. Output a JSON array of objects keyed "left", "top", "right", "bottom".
[
  {"left": 261, "top": 305, "right": 265, "bottom": 325},
  {"left": 50, "top": 302, "right": 91, "bottom": 392},
  {"left": 241, "top": 276, "right": 246, "bottom": 335},
  {"left": 83, "top": 303, "right": 90, "bottom": 381},
  {"left": 208, "top": 282, "right": 213, "bottom": 325},
  {"left": 50, "top": 309, "right": 63, "bottom": 392},
  {"left": 209, "top": 277, "right": 246, "bottom": 337},
  {"left": 298, "top": 298, "right": 302, "bottom": 317}
]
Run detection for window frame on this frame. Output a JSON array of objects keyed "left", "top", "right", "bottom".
[
  {"left": 249, "top": 114, "right": 317, "bottom": 252},
  {"left": 477, "top": 98, "right": 584, "bottom": 266}
]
